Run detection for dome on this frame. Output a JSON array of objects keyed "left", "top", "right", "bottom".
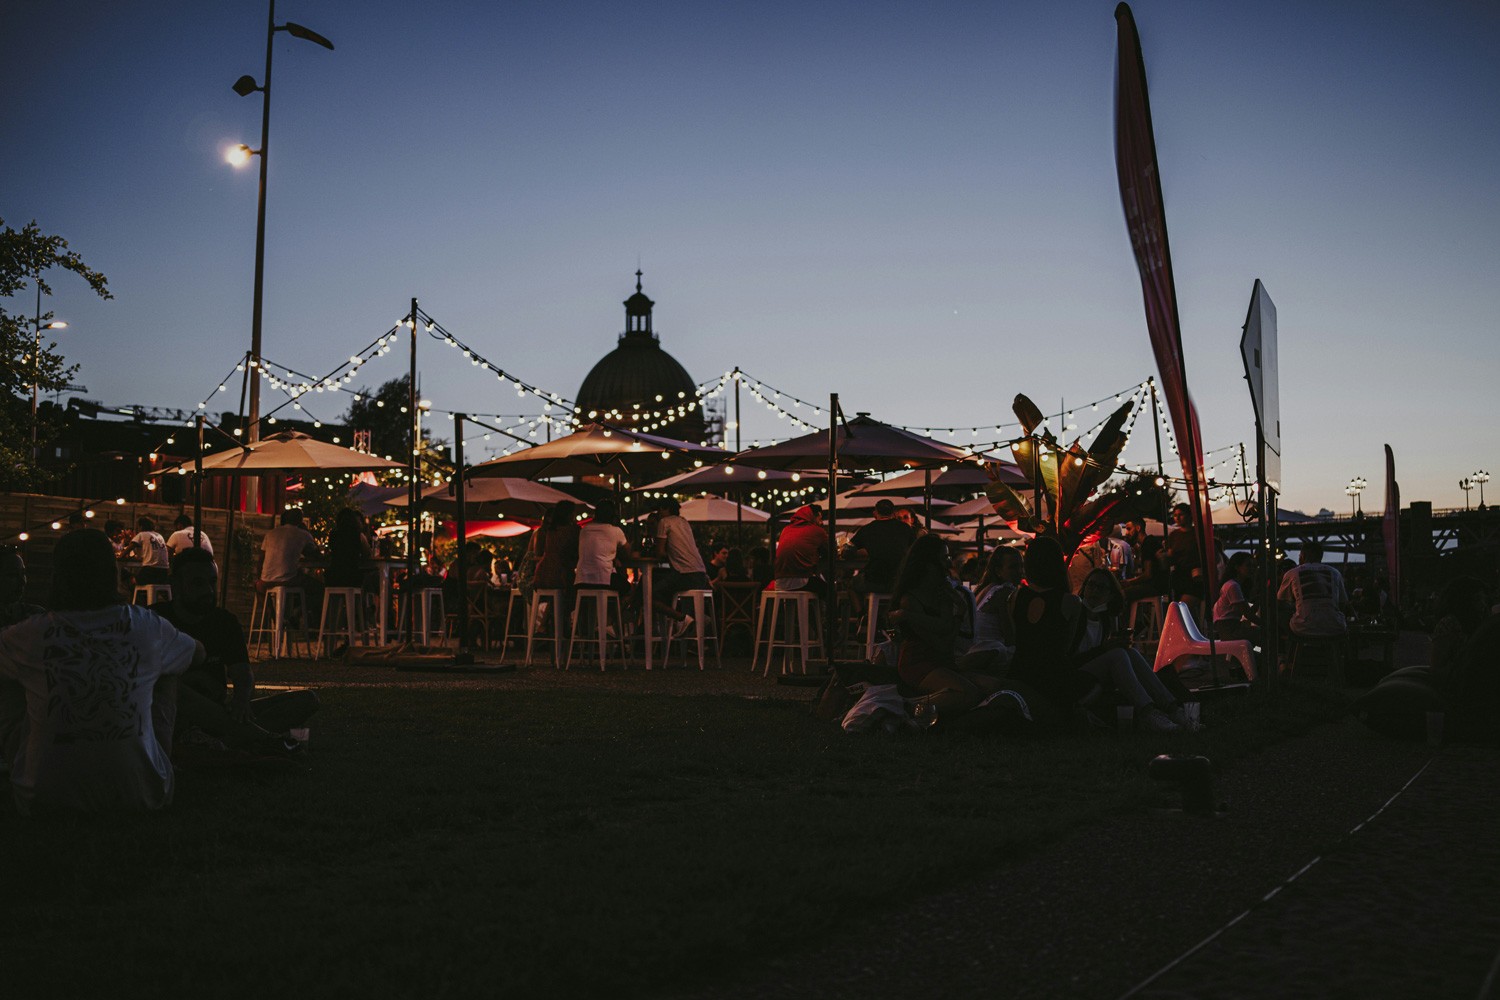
[{"left": 575, "top": 273, "right": 707, "bottom": 442}]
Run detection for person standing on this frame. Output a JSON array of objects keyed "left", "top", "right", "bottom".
[{"left": 849, "top": 498, "right": 916, "bottom": 596}]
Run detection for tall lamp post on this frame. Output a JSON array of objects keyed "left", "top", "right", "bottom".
[
  {"left": 228, "top": 1, "right": 333, "bottom": 508},
  {"left": 1345, "top": 476, "right": 1367, "bottom": 518},
  {"left": 1460, "top": 477, "right": 1474, "bottom": 511},
  {"left": 30, "top": 275, "right": 67, "bottom": 463},
  {"left": 1473, "top": 470, "right": 1490, "bottom": 509}
]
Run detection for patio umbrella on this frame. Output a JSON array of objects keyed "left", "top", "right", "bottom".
[
  {"left": 467, "top": 423, "right": 727, "bottom": 484},
  {"left": 733, "top": 406, "right": 976, "bottom": 666},
  {"left": 156, "top": 430, "right": 405, "bottom": 608},
  {"left": 157, "top": 430, "right": 405, "bottom": 476},
  {"left": 852, "top": 457, "right": 1029, "bottom": 494},
  {"left": 388, "top": 477, "right": 589, "bottom": 520},
  {"left": 676, "top": 495, "right": 772, "bottom": 524},
  {"left": 939, "top": 496, "right": 1002, "bottom": 519}
]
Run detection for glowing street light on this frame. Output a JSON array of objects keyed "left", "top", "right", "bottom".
[
  {"left": 1460, "top": 477, "right": 1475, "bottom": 511},
  {"left": 229, "top": 0, "right": 333, "bottom": 494},
  {"left": 29, "top": 267, "right": 68, "bottom": 463},
  {"left": 1345, "top": 476, "right": 1367, "bottom": 517},
  {"left": 1473, "top": 470, "right": 1490, "bottom": 508}
]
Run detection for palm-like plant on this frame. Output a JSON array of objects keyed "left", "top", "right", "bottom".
[{"left": 984, "top": 393, "right": 1134, "bottom": 556}]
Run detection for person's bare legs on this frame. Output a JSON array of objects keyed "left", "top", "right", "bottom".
[{"left": 914, "top": 667, "right": 982, "bottom": 715}]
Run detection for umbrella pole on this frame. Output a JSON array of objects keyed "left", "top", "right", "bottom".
[
  {"left": 194, "top": 416, "right": 205, "bottom": 550},
  {"left": 825, "top": 392, "right": 839, "bottom": 669},
  {"left": 924, "top": 468, "right": 932, "bottom": 530},
  {"left": 453, "top": 413, "right": 473, "bottom": 664},
  {"left": 406, "top": 297, "right": 420, "bottom": 644}
]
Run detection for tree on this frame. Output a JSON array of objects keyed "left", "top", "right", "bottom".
[
  {"left": 1, "top": 218, "right": 111, "bottom": 489},
  {"left": 342, "top": 373, "right": 449, "bottom": 473}
]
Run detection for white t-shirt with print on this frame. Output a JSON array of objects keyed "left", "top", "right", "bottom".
[
  {"left": 166, "top": 527, "right": 213, "bottom": 557},
  {"left": 1277, "top": 562, "right": 1349, "bottom": 636},
  {"left": 0, "top": 605, "right": 198, "bottom": 813},
  {"left": 133, "top": 530, "right": 170, "bottom": 569}
]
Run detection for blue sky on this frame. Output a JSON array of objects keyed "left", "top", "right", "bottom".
[{"left": 3, "top": 0, "right": 1497, "bottom": 514}]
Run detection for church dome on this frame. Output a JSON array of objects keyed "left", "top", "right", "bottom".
[{"left": 575, "top": 273, "right": 706, "bottom": 442}]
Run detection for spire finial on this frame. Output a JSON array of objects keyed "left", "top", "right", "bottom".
[{"left": 635, "top": 269, "right": 643, "bottom": 293}]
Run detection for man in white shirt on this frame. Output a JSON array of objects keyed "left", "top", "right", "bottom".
[
  {"left": 258, "top": 512, "right": 323, "bottom": 614},
  {"left": 132, "top": 516, "right": 172, "bottom": 584},
  {"left": 575, "top": 500, "right": 630, "bottom": 590},
  {"left": 166, "top": 514, "right": 214, "bottom": 558},
  {"left": 1277, "top": 540, "right": 1350, "bottom": 639},
  {"left": 652, "top": 499, "right": 708, "bottom": 636}
]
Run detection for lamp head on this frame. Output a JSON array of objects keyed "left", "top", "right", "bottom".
[
  {"left": 226, "top": 143, "right": 255, "bottom": 167},
  {"left": 232, "top": 74, "right": 261, "bottom": 97},
  {"left": 281, "top": 22, "right": 335, "bottom": 49}
]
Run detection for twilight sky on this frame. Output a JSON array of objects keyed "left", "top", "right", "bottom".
[{"left": 4, "top": 0, "right": 1497, "bottom": 514}]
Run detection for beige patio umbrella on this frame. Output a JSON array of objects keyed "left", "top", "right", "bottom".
[
  {"left": 388, "top": 477, "right": 590, "bottom": 520},
  {"left": 158, "top": 430, "right": 406, "bottom": 476}
]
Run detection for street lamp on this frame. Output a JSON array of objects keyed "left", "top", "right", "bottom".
[
  {"left": 229, "top": 0, "right": 333, "bottom": 496},
  {"left": 1460, "top": 477, "right": 1474, "bottom": 511},
  {"left": 1473, "top": 470, "right": 1490, "bottom": 509},
  {"left": 30, "top": 272, "right": 68, "bottom": 462},
  {"left": 1345, "top": 476, "right": 1367, "bottom": 517}
]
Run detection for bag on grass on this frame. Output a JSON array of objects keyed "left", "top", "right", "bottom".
[{"left": 841, "top": 683, "right": 908, "bottom": 734}]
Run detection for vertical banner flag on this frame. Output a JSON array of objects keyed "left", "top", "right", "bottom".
[
  {"left": 1384, "top": 444, "right": 1401, "bottom": 608},
  {"left": 1113, "top": 2, "right": 1217, "bottom": 601}
]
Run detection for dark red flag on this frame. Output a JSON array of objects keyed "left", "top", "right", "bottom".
[{"left": 1113, "top": 2, "right": 1217, "bottom": 602}]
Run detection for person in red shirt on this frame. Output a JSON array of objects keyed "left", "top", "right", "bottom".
[{"left": 774, "top": 504, "right": 829, "bottom": 600}]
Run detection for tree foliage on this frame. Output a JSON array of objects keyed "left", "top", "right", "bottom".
[{"left": 1, "top": 218, "right": 112, "bottom": 489}]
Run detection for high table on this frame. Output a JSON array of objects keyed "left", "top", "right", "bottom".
[{"left": 622, "top": 557, "right": 670, "bottom": 670}]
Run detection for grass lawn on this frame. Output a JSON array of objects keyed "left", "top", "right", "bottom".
[{"left": 0, "top": 671, "right": 1348, "bottom": 999}]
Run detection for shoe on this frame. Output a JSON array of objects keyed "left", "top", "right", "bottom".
[
  {"left": 671, "top": 614, "right": 694, "bottom": 639},
  {"left": 1138, "top": 706, "right": 1181, "bottom": 733},
  {"left": 1168, "top": 705, "right": 1202, "bottom": 732}
]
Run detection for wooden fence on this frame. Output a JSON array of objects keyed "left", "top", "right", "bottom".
[{"left": 2, "top": 492, "right": 275, "bottom": 620}]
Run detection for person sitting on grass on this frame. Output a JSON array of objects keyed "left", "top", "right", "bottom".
[
  {"left": 960, "top": 545, "right": 1021, "bottom": 674},
  {"left": 1003, "top": 535, "right": 1092, "bottom": 719},
  {"left": 889, "top": 533, "right": 1002, "bottom": 719},
  {"left": 0, "top": 529, "right": 203, "bottom": 816},
  {"left": 1073, "top": 568, "right": 1191, "bottom": 732},
  {"left": 153, "top": 546, "right": 317, "bottom": 758}
]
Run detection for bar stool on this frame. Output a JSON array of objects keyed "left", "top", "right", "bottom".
[
  {"left": 317, "top": 587, "right": 368, "bottom": 658},
  {"left": 1288, "top": 635, "right": 1345, "bottom": 685},
  {"left": 756, "top": 589, "right": 824, "bottom": 676},
  {"left": 860, "top": 592, "right": 893, "bottom": 662},
  {"left": 249, "top": 586, "right": 308, "bottom": 659},
  {"left": 398, "top": 587, "right": 446, "bottom": 646},
  {"left": 524, "top": 589, "right": 568, "bottom": 667},
  {"left": 565, "top": 588, "right": 631, "bottom": 671},
  {"left": 498, "top": 589, "right": 528, "bottom": 659},
  {"left": 132, "top": 583, "right": 173, "bottom": 607},
  {"left": 661, "top": 589, "right": 721, "bottom": 670},
  {"left": 1129, "top": 595, "right": 1168, "bottom": 649}
]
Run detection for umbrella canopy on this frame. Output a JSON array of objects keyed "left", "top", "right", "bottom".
[
  {"left": 633, "top": 464, "right": 838, "bottom": 494},
  {"left": 853, "top": 457, "right": 1029, "bottom": 494},
  {"left": 731, "top": 413, "right": 975, "bottom": 474},
  {"left": 939, "top": 496, "right": 1002, "bottom": 519},
  {"left": 388, "top": 477, "right": 588, "bottom": 520},
  {"left": 632, "top": 494, "right": 772, "bottom": 524},
  {"left": 467, "top": 423, "right": 727, "bottom": 483},
  {"left": 944, "top": 517, "right": 1030, "bottom": 544},
  {"left": 158, "top": 430, "right": 405, "bottom": 476}
]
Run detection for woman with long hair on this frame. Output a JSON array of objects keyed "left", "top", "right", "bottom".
[{"left": 889, "top": 533, "right": 999, "bottom": 717}]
